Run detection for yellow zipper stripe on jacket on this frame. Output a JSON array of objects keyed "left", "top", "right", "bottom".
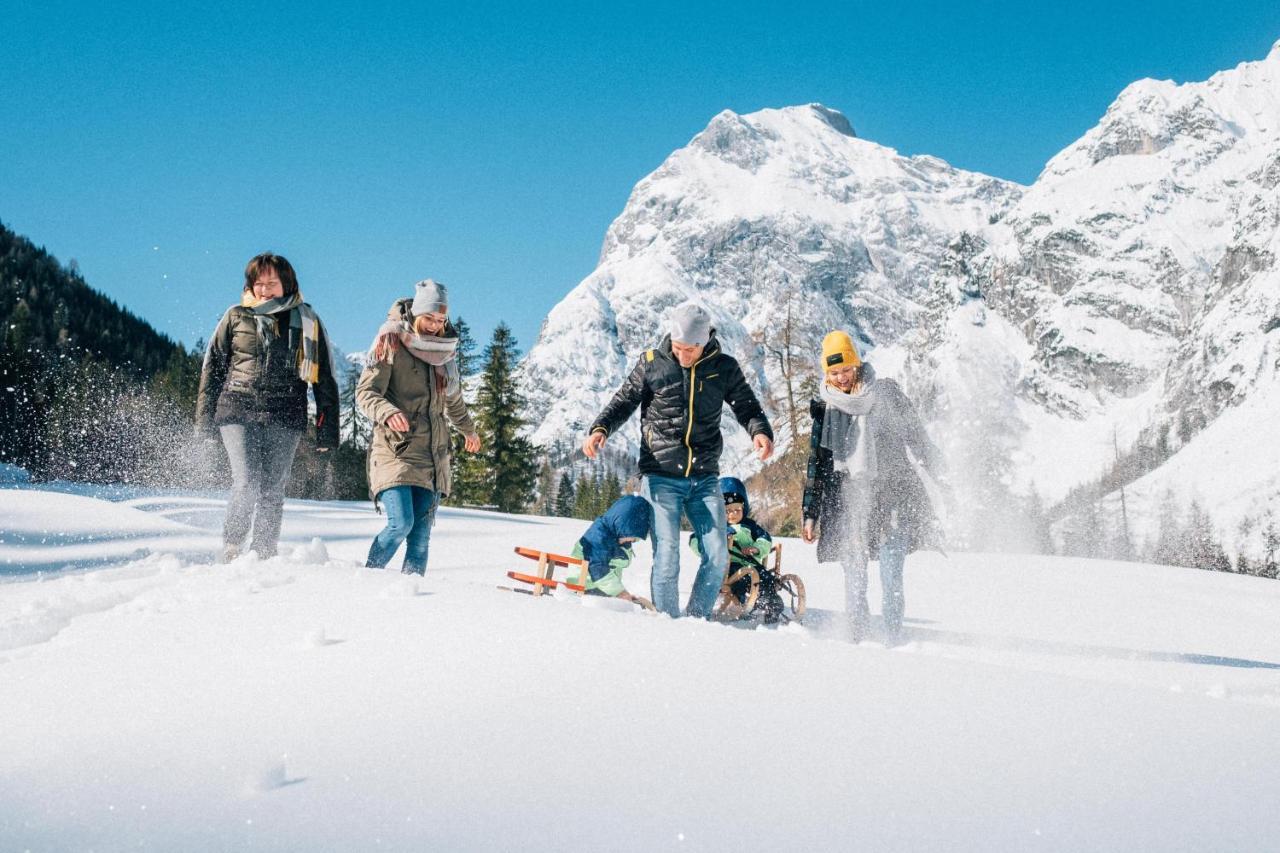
[{"left": 683, "top": 349, "right": 715, "bottom": 476}]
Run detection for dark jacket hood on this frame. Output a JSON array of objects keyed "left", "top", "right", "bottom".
[{"left": 602, "top": 495, "right": 653, "bottom": 541}]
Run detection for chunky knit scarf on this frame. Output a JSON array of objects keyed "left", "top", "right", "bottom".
[
  {"left": 240, "top": 291, "right": 324, "bottom": 384},
  {"left": 819, "top": 364, "right": 878, "bottom": 478},
  {"left": 370, "top": 319, "right": 461, "bottom": 396}
]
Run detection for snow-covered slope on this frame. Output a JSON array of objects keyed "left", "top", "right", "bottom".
[
  {"left": 969, "top": 40, "right": 1280, "bottom": 556},
  {"left": 963, "top": 38, "right": 1280, "bottom": 482},
  {"left": 525, "top": 42, "right": 1280, "bottom": 558},
  {"left": 3, "top": 485, "right": 1280, "bottom": 851}
]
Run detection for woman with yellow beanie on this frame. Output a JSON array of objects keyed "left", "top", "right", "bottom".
[{"left": 800, "top": 331, "right": 942, "bottom": 643}]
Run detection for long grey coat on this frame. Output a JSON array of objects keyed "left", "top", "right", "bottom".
[
  {"left": 355, "top": 300, "right": 475, "bottom": 501},
  {"left": 802, "top": 377, "right": 942, "bottom": 561}
]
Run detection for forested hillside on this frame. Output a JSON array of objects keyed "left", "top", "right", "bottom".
[{"left": 0, "top": 221, "right": 207, "bottom": 485}]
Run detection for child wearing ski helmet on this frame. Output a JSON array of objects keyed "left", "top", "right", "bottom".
[
  {"left": 691, "top": 477, "right": 785, "bottom": 623},
  {"left": 566, "top": 494, "right": 653, "bottom": 602}
]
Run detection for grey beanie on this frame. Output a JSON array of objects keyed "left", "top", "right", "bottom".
[
  {"left": 411, "top": 278, "right": 448, "bottom": 316},
  {"left": 668, "top": 301, "right": 711, "bottom": 347}
]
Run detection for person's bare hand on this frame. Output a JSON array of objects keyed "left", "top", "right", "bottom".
[
  {"left": 464, "top": 433, "right": 482, "bottom": 453},
  {"left": 583, "top": 431, "right": 607, "bottom": 459},
  {"left": 754, "top": 433, "right": 774, "bottom": 461},
  {"left": 386, "top": 412, "right": 410, "bottom": 432},
  {"left": 802, "top": 519, "right": 817, "bottom": 544}
]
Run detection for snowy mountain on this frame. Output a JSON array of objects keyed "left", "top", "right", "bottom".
[
  {"left": 524, "top": 41, "right": 1280, "bottom": 560},
  {"left": 927, "top": 38, "right": 1280, "bottom": 555},
  {"left": 523, "top": 104, "right": 1020, "bottom": 464}
]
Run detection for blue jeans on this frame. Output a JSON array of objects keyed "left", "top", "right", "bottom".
[
  {"left": 366, "top": 486, "right": 437, "bottom": 574},
  {"left": 642, "top": 474, "right": 728, "bottom": 618}
]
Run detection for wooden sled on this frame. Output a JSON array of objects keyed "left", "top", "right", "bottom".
[
  {"left": 503, "top": 547, "right": 656, "bottom": 611},
  {"left": 712, "top": 542, "right": 807, "bottom": 623}
]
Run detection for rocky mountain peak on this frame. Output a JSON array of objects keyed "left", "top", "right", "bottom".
[
  {"left": 523, "top": 41, "right": 1280, "bottom": 561},
  {"left": 807, "top": 103, "right": 857, "bottom": 137}
]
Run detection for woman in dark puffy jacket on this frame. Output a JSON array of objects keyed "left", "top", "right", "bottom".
[{"left": 196, "top": 253, "right": 340, "bottom": 562}]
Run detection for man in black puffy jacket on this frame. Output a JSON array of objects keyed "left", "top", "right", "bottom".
[{"left": 583, "top": 302, "right": 773, "bottom": 618}]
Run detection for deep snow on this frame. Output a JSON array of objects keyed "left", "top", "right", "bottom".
[{"left": 3, "top": 484, "right": 1280, "bottom": 851}]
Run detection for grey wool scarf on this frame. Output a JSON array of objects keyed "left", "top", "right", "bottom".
[{"left": 819, "top": 365, "right": 878, "bottom": 479}]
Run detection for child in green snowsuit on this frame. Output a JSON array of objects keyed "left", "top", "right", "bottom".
[
  {"left": 690, "top": 477, "right": 783, "bottom": 622},
  {"left": 567, "top": 494, "right": 652, "bottom": 601}
]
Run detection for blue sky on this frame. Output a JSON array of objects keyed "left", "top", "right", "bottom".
[{"left": 3, "top": 1, "right": 1277, "bottom": 358}]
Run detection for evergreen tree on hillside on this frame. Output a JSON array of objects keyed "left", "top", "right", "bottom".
[
  {"left": 473, "top": 323, "right": 538, "bottom": 513},
  {"left": 444, "top": 315, "right": 486, "bottom": 506},
  {"left": 573, "top": 472, "right": 595, "bottom": 520},
  {"left": 1262, "top": 514, "right": 1280, "bottom": 580},
  {"left": 555, "top": 471, "right": 575, "bottom": 517},
  {"left": 150, "top": 344, "right": 203, "bottom": 418},
  {"left": 535, "top": 461, "right": 557, "bottom": 516},
  {"left": 1151, "top": 491, "right": 1188, "bottom": 567},
  {"left": 1185, "top": 501, "right": 1231, "bottom": 572},
  {"left": 331, "top": 368, "right": 371, "bottom": 501},
  {"left": 0, "top": 221, "right": 202, "bottom": 482},
  {"left": 600, "top": 470, "right": 622, "bottom": 511},
  {"left": 339, "top": 369, "right": 372, "bottom": 450},
  {"left": 453, "top": 316, "right": 478, "bottom": 377},
  {"left": 0, "top": 221, "right": 188, "bottom": 375}
]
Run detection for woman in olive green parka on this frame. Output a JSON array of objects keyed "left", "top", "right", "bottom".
[
  {"left": 356, "top": 279, "right": 481, "bottom": 574},
  {"left": 196, "top": 253, "right": 340, "bottom": 562}
]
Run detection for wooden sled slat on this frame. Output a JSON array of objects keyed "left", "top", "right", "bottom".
[
  {"left": 514, "top": 546, "right": 584, "bottom": 567},
  {"left": 506, "top": 570, "right": 586, "bottom": 592}
]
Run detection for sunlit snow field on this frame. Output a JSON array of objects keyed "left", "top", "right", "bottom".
[{"left": 3, "top": 483, "right": 1280, "bottom": 851}]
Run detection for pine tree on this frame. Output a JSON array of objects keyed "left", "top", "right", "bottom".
[
  {"left": 573, "top": 472, "right": 595, "bottom": 520},
  {"left": 555, "top": 471, "right": 575, "bottom": 517},
  {"left": 339, "top": 369, "right": 371, "bottom": 449},
  {"left": 452, "top": 316, "right": 478, "bottom": 377},
  {"left": 332, "top": 368, "right": 371, "bottom": 501},
  {"left": 474, "top": 323, "right": 538, "bottom": 513},
  {"left": 1152, "top": 490, "right": 1187, "bottom": 566},
  {"left": 1025, "top": 489, "right": 1055, "bottom": 555},
  {"left": 600, "top": 470, "right": 622, "bottom": 512},
  {"left": 1186, "top": 501, "right": 1231, "bottom": 572},
  {"left": 1262, "top": 512, "right": 1280, "bottom": 580},
  {"left": 536, "top": 461, "right": 556, "bottom": 516},
  {"left": 443, "top": 315, "right": 486, "bottom": 506}
]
